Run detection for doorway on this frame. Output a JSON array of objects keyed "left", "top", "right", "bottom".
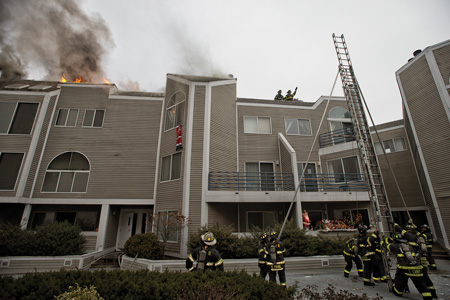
[{"left": 116, "top": 209, "right": 152, "bottom": 249}]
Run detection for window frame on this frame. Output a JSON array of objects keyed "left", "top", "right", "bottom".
[
  {"left": 243, "top": 116, "right": 272, "bottom": 134},
  {"left": 0, "top": 152, "right": 25, "bottom": 190},
  {"left": 55, "top": 108, "right": 79, "bottom": 127},
  {"left": 326, "top": 156, "right": 362, "bottom": 183},
  {"left": 0, "top": 101, "right": 39, "bottom": 135},
  {"left": 82, "top": 109, "right": 105, "bottom": 128},
  {"left": 284, "top": 118, "right": 312, "bottom": 136},
  {"left": 160, "top": 152, "right": 182, "bottom": 182},
  {"left": 246, "top": 211, "right": 278, "bottom": 231},
  {"left": 41, "top": 152, "right": 91, "bottom": 193},
  {"left": 374, "top": 137, "right": 407, "bottom": 155},
  {"left": 164, "top": 91, "right": 186, "bottom": 131}
]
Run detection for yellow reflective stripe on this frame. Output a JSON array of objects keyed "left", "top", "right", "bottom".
[
  {"left": 397, "top": 265, "right": 422, "bottom": 270},
  {"left": 188, "top": 254, "right": 195, "bottom": 262},
  {"left": 344, "top": 270, "right": 350, "bottom": 274},
  {"left": 215, "top": 259, "right": 223, "bottom": 266},
  {"left": 258, "top": 260, "right": 266, "bottom": 264},
  {"left": 422, "top": 292, "right": 432, "bottom": 297},
  {"left": 258, "top": 249, "right": 264, "bottom": 253},
  {"left": 394, "top": 287, "right": 403, "bottom": 295}
]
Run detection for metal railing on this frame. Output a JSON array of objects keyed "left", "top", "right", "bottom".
[
  {"left": 318, "top": 128, "right": 356, "bottom": 148},
  {"left": 208, "top": 171, "right": 368, "bottom": 192},
  {"left": 208, "top": 171, "right": 294, "bottom": 191},
  {"left": 300, "top": 173, "right": 368, "bottom": 192}
]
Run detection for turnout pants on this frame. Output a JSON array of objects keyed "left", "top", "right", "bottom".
[
  {"left": 393, "top": 268, "right": 432, "bottom": 300},
  {"left": 259, "top": 264, "right": 268, "bottom": 279},
  {"left": 362, "top": 256, "right": 375, "bottom": 284},
  {"left": 372, "top": 254, "right": 387, "bottom": 282},
  {"left": 344, "top": 254, "right": 363, "bottom": 276},
  {"left": 269, "top": 265, "right": 286, "bottom": 286}
]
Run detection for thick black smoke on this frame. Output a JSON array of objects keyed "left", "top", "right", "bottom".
[{"left": 0, "top": 0, "right": 114, "bottom": 81}]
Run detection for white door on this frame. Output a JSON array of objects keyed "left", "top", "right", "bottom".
[{"left": 117, "top": 212, "right": 134, "bottom": 249}]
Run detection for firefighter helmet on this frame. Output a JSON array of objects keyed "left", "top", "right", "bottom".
[
  {"left": 287, "top": 90, "right": 292, "bottom": 93},
  {"left": 405, "top": 224, "right": 417, "bottom": 233},
  {"left": 358, "top": 224, "right": 367, "bottom": 235},
  {"left": 393, "top": 233, "right": 407, "bottom": 244},
  {"left": 260, "top": 232, "right": 268, "bottom": 241},
  {"left": 420, "top": 224, "right": 430, "bottom": 232},
  {"left": 201, "top": 232, "right": 216, "bottom": 246},
  {"left": 278, "top": 90, "right": 282, "bottom": 93},
  {"left": 269, "top": 231, "right": 277, "bottom": 239}
]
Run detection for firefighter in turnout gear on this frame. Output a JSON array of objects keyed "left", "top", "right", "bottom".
[
  {"left": 258, "top": 232, "right": 269, "bottom": 279},
  {"left": 264, "top": 231, "right": 286, "bottom": 287},
  {"left": 384, "top": 233, "right": 433, "bottom": 300},
  {"left": 420, "top": 224, "right": 437, "bottom": 270},
  {"left": 343, "top": 238, "right": 363, "bottom": 278},
  {"left": 394, "top": 223, "right": 438, "bottom": 298},
  {"left": 371, "top": 230, "right": 387, "bottom": 283},
  {"left": 186, "top": 232, "right": 224, "bottom": 272},
  {"left": 284, "top": 87, "right": 297, "bottom": 101},
  {"left": 357, "top": 225, "right": 375, "bottom": 286},
  {"left": 274, "top": 90, "right": 284, "bottom": 101}
]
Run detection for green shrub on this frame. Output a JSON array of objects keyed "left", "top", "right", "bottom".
[
  {"left": 0, "top": 270, "right": 296, "bottom": 300},
  {"left": 55, "top": 283, "right": 104, "bottom": 300},
  {"left": 0, "top": 221, "right": 86, "bottom": 256},
  {"left": 124, "top": 232, "right": 163, "bottom": 259}
]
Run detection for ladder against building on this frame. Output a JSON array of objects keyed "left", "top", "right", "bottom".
[{"left": 332, "top": 33, "right": 394, "bottom": 289}]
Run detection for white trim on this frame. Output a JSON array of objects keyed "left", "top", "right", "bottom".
[
  {"left": 6, "top": 197, "right": 155, "bottom": 205},
  {"left": 397, "top": 75, "right": 449, "bottom": 246},
  {"left": 153, "top": 95, "right": 165, "bottom": 202},
  {"left": 236, "top": 96, "right": 346, "bottom": 110},
  {"left": 0, "top": 90, "right": 60, "bottom": 97},
  {"left": 425, "top": 50, "right": 450, "bottom": 123},
  {"left": 201, "top": 83, "right": 212, "bottom": 227},
  {"left": 96, "top": 204, "right": 110, "bottom": 251},
  {"left": 108, "top": 95, "right": 163, "bottom": 101},
  {"left": 30, "top": 91, "right": 61, "bottom": 198},
  {"left": 370, "top": 124, "right": 404, "bottom": 134}
]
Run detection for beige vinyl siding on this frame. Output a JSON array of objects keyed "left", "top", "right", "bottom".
[
  {"left": 34, "top": 86, "right": 161, "bottom": 199},
  {"left": 188, "top": 85, "right": 206, "bottom": 231},
  {"left": 433, "top": 45, "right": 450, "bottom": 88},
  {"left": 209, "top": 84, "right": 237, "bottom": 172},
  {"left": 208, "top": 203, "right": 238, "bottom": 230},
  {"left": 372, "top": 127, "right": 426, "bottom": 208},
  {"left": 400, "top": 53, "right": 450, "bottom": 242}
]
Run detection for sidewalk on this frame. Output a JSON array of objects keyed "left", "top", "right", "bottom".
[{"left": 285, "top": 259, "right": 450, "bottom": 299}]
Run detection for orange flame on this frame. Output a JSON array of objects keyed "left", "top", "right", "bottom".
[
  {"left": 103, "top": 77, "right": 111, "bottom": 84},
  {"left": 60, "top": 74, "right": 67, "bottom": 82}
]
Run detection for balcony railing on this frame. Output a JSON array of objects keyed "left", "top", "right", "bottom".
[
  {"left": 300, "top": 173, "right": 368, "bottom": 192},
  {"left": 208, "top": 171, "right": 295, "bottom": 191},
  {"left": 208, "top": 172, "right": 368, "bottom": 192},
  {"left": 319, "top": 128, "right": 356, "bottom": 148}
]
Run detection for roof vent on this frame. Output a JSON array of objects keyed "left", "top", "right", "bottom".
[
  {"left": 413, "top": 49, "right": 422, "bottom": 57},
  {"left": 5, "top": 84, "right": 30, "bottom": 90},
  {"left": 29, "top": 84, "right": 52, "bottom": 91}
]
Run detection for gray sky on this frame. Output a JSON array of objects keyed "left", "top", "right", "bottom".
[{"left": 31, "top": 0, "right": 450, "bottom": 124}]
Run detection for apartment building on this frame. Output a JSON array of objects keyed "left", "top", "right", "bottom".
[
  {"left": 396, "top": 38, "right": 450, "bottom": 250},
  {"left": 1, "top": 37, "right": 449, "bottom": 257}
]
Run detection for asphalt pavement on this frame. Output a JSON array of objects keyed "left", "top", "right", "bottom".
[{"left": 285, "top": 259, "right": 450, "bottom": 300}]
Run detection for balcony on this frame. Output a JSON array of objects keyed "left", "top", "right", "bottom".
[
  {"left": 319, "top": 128, "right": 355, "bottom": 148},
  {"left": 208, "top": 172, "right": 367, "bottom": 192}
]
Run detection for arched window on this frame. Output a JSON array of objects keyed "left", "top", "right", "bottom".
[
  {"left": 328, "top": 106, "right": 351, "bottom": 119},
  {"left": 41, "top": 152, "right": 90, "bottom": 193},
  {"left": 165, "top": 91, "right": 186, "bottom": 130}
]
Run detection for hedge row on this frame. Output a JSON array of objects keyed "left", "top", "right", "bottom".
[
  {"left": 0, "top": 269, "right": 296, "bottom": 300},
  {"left": 0, "top": 221, "right": 86, "bottom": 256}
]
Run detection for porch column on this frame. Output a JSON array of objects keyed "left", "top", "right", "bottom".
[
  {"left": 96, "top": 204, "right": 110, "bottom": 251},
  {"left": 20, "top": 204, "right": 32, "bottom": 229}
]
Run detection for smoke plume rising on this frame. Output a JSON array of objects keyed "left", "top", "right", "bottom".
[{"left": 0, "top": 0, "right": 114, "bottom": 82}]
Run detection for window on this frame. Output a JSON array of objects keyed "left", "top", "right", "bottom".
[
  {"left": 244, "top": 116, "right": 271, "bottom": 134},
  {"left": 328, "top": 106, "right": 351, "bottom": 119},
  {"left": 245, "top": 162, "right": 274, "bottom": 191},
  {"left": 0, "top": 152, "right": 24, "bottom": 190},
  {"left": 55, "top": 109, "right": 79, "bottom": 127},
  {"left": 374, "top": 138, "right": 407, "bottom": 155},
  {"left": 285, "top": 118, "right": 312, "bottom": 135},
  {"left": 298, "top": 162, "right": 318, "bottom": 191},
  {"left": 41, "top": 152, "right": 90, "bottom": 193},
  {"left": 0, "top": 102, "right": 39, "bottom": 134},
  {"left": 165, "top": 91, "right": 186, "bottom": 130},
  {"left": 82, "top": 109, "right": 105, "bottom": 127},
  {"left": 326, "top": 156, "right": 361, "bottom": 183},
  {"left": 247, "top": 211, "right": 278, "bottom": 231},
  {"left": 161, "top": 152, "right": 182, "bottom": 182},
  {"left": 156, "top": 211, "right": 178, "bottom": 242}
]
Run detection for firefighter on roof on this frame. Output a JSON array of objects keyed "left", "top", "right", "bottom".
[
  {"left": 420, "top": 224, "right": 437, "bottom": 270},
  {"left": 284, "top": 87, "right": 298, "bottom": 101},
  {"left": 258, "top": 232, "right": 269, "bottom": 279},
  {"left": 343, "top": 237, "right": 363, "bottom": 278},
  {"left": 264, "top": 231, "right": 286, "bottom": 287},
  {"left": 274, "top": 90, "right": 284, "bottom": 101},
  {"left": 384, "top": 233, "right": 433, "bottom": 300},
  {"left": 186, "top": 231, "right": 224, "bottom": 272}
]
